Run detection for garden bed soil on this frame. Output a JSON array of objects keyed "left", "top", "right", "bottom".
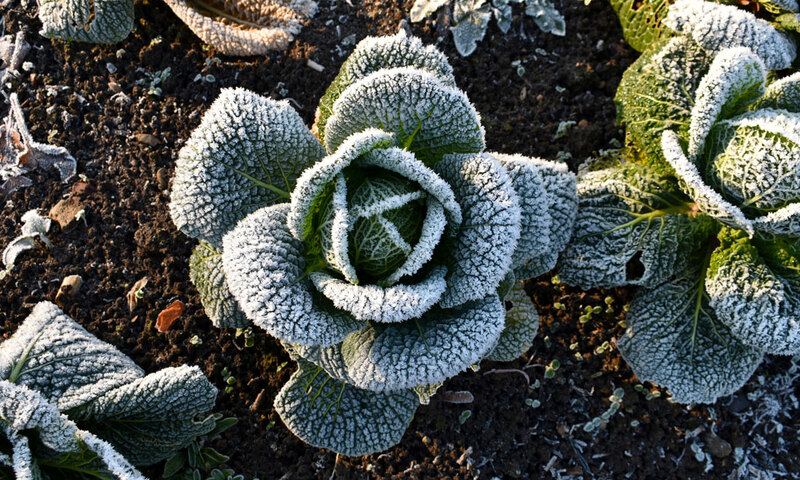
[{"left": 1, "top": 0, "right": 798, "bottom": 479}]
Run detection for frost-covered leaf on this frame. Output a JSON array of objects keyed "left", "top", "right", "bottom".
[
  {"left": 72, "top": 366, "right": 217, "bottom": 465},
  {"left": 525, "top": 0, "right": 565, "bottom": 37},
  {"left": 189, "top": 241, "right": 249, "bottom": 329},
  {"left": 753, "top": 203, "right": 800, "bottom": 238},
  {"left": 0, "top": 32, "right": 30, "bottom": 84},
  {"left": 38, "top": 0, "right": 134, "bottom": 44},
  {"left": 0, "top": 302, "right": 143, "bottom": 411},
  {"left": 755, "top": 72, "right": 800, "bottom": 112},
  {"left": 486, "top": 281, "right": 539, "bottom": 362},
  {"left": 617, "top": 272, "right": 764, "bottom": 404},
  {"left": 492, "top": 0, "right": 513, "bottom": 34},
  {"left": 450, "top": 0, "right": 492, "bottom": 57},
  {"left": 315, "top": 32, "right": 456, "bottom": 142},
  {"left": 706, "top": 228, "right": 800, "bottom": 354},
  {"left": 777, "top": 12, "right": 800, "bottom": 32},
  {"left": 221, "top": 204, "right": 364, "bottom": 347},
  {"left": 410, "top": 0, "right": 449, "bottom": 23},
  {"left": 274, "top": 359, "right": 418, "bottom": 457},
  {"left": 687, "top": 48, "right": 766, "bottom": 160},
  {"left": 494, "top": 153, "right": 577, "bottom": 280},
  {"left": 608, "top": 0, "right": 672, "bottom": 52},
  {"left": 298, "top": 293, "right": 505, "bottom": 391},
  {"left": 1, "top": 93, "right": 76, "bottom": 196},
  {"left": 324, "top": 68, "right": 484, "bottom": 165},
  {"left": 170, "top": 88, "right": 325, "bottom": 247},
  {"left": 664, "top": 0, "right": 797, "bottom": 71},
  {"left": 558, "top": 162, "right": 712, "bottom": 289},
  {"left": 706, "top": 109, "right": 800, "bottom": 212},
  {"left": 616, "top": 37, "right": 712, "bottom": 164},
  {"left": 434, "top": 153, "right": 520, "bottom": 308},
  {"left": 162, "top": 0, "right": 317, "bottom": 56},
  {"left": 661, "top": 130, "right": 754, "bottom": 235},
  {"left": 760, "top": 0, "right": 800, "bottom": 13},
  {"left": 308, "top": 266, "right": 447, "bottom": 324},
  {"left": 2, "top": 210, "right": 52, "bottom": 270}
]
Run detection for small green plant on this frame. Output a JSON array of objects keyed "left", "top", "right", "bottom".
[
  {"left": 583, "top": 387, "right": 624, "bottom": 432},
  {"left": 163, "top": 416, "right": 241, "bottom": 480}
]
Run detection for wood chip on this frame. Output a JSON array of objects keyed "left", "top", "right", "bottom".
[
  {"left": 127, "top": 276, "right": 148, "bottom": 312},
  {"left": 55, "top": 274, "right": 82, "bottom": 306},
  {"left": 156, "top": 299, "right": 185, "bottom": 332},
  {"left": 250, "top": 389, "right": 267, "bottom": 412}
]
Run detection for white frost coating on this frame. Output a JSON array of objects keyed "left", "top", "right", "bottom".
[
  {"left": 2, "top": 209, "right": 53, "bottom": 270},
  {"left": 706, "top": 233, "right": 800, "bottom": 354},
  {"left": 162, "top": 0, "right": 317, "bottom": 56},
  {"left": 319, "top": 174, "right": 359, "bottom": 284},
  {"left": 189, "top": 241, "right": 249, "bottom": 328},
  {"left": 309, "top": 266, "right": 447, "bottom": 323},
  {"left": 450, "top": 0, "right": 492, "bottom": 57},
  {"left": 661, "top": 130, "right": 754, "bottom": 236},
  {"left": 356, "top": 147, "right": 463, "bottom": 226},
  {"left": 486, "top": 281, "right": 540, "bottom": 362},
  {"left": 38, "top": 0, "right": 134, "bottom": 44},
  {"left": 170, "top": 88, "right": 325, "bottom": 247},
  {"left": 753, "top": 203, "right": 800, "bottom": 237},
  {"left": 325, "top": 67, "right": 485, "bottom": 164},
  {"left": 382, "top": 198, "right": 447, "bottom": 285},
  {"left": 665, "top": 0, "right": 797, "bottom": 70},
  {"left": 758, "top": 72, "right": 800, "bottom": 111},
  {"left": 288, "top": 129, "right": 395, "bottom": 240},
  {"left": 376, "top": 216, "right": 413, "bottom": 254},
  {"left": 75, "top": 430, "right": 144, "bottom": 480},
  {"left": 274, "top": 359, "right": 418, "bottom": 457},
  {"left": 350, "top": 191, "right": 426, "bottom": 219},
  {"left": 434, "top": 153, "right": 521, "bottom": 308},
  {"left": 0, "top": 301, "right": 143, "bottom": 411},
  {"left": 687, "top": 48, "right": 766, "bottom": 160},
  {"left": 617, "top": 278, "right": 763, "bottom": 404},
  {"left": 221, "top": 204, "right": 363, "bottom": 346},
  {"left": 708, "top": 109, "right": 800, "bottom": 210}
]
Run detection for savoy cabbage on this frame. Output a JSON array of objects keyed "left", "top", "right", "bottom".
[
  {"left": 169, "top": 32, "right": 577, "bottom": 456},
  {"left": 0, "top": 302, "right": 218, "bottom": 479},
  {"left": 559, "top": 0, "right": 800, "bottom": 404}
]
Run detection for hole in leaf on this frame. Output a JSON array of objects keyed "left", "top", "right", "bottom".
[{"left": 625, "top": 251, "right": 645, "bottom": 281}]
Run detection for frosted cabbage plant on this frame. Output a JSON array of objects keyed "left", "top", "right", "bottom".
[
  {"left": 0, "top": 302, "right": 218, "bottom": 479},
  {"left": 560, "top": 35, "right": 800, "bottom": 403},
  {"left": 170, "top": 32, "right": 577, "bottom": 455},
  {"left": 409, "top": 0, "right": 565, "bottom": 56},
  {"left": 37, "top": 0, "right": 316, "bottom": 55}
]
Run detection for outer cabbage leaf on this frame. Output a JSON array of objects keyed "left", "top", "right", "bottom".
[
  {"left": 38, "top": 0, "right": 134, "bottom": 44},
  {"left": 664, "top": 0, "right": 797, "bottom": 71},
  {"left": 0, "top": 302, "right": 143, "bottom": 412},
  {"left": 274, "top": 359, "right": 418, "bottom": 457},
  {"left": 494, "top": 153, "right": 577, "bottom": 280},
  {"left": 706, "top": 109, "right": 800, "bottom": 211},
  {"left": 608, "top": 0, "right": 672, "bottom": 53},
  {"left": 434, "top": 153, "right": 521, "bottom": 308},
  {"left": 324, "top": 68, "right": 485, "bottom": 165},
  {"left": 754, "top": 203, "right": 800, "bottom": 238},
  {"left": 558, "top": 162, "right": 711, "bottom": 289},
  {"left": 706, "top": 228, "right": 800, "bottom": 354},
  {"left": 755, "top": 72, "right": 800, "bottom": 112},
  {"left": 687, "top": 48, "right": 766, "bottom": 160},
  {"left": 486, "top": 281, "right": 539, "bottom": 362},
  {"left": 221, "top": 204, "right": 364, "bottom": 347},
  {"left": 170, "top": 88, "right": 325, "bottom": 247},
  {"left": 71, "top": 366, "right": 217, "bottom": 465},
  {"left": 616, "top": 37, "right": 712, "bottom": 164},
  {"left": 0, "top": 381, "right": 145, "bottom": 480},
  {"left": 661, "top": 131, "right": 754, "bottom": 235},
  {"left": 617, "top": 273, "right": 764, "bottom": 404},
  {"left": 189, "top": 241, "right": 249, "bottom": 329},
  {"left": 315, "top": 32, "right": 456, "bottom": 141}
]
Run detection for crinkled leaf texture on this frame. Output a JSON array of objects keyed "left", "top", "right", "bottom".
[
  {"left": 38, "top": 0, "right": 134, "bottom": 44},
  {"left": 706, "top": 228, "right": 800, "bottom": 354},
  {"left": 558, "top": 161, "right": 712, "bottom": 289},
  {"left": 0, "top": 302, "right": 218, "bottom": 467},
  {"left": 608, "top": 0, "right": 672, "bottom": 53},
  {"left": 450, "top": 0, "right": 492, "bottom": 57},
  {"left": 617, "top": 273, "right": 763, "bottom": 404},
  {"left": 0, "top": 381, "right": 145, "bottom": 480},
  {"left": 755, "top": 72, "right": 800, "bottom": 112},
  {"left": 274, "top": 359, "right": 418, "bottom": 457},
  {"left": 486, "top": 281, "right": 539, "bottom": 362},
  {"left": 664, "top": 0, "right": 797, "bottom": 71},
  {"left": 190, "top": 241, "right": 249, "bottom": 328},
  {"left": 315, "top": 32, "right": 456, "bottom": 142},
  {"left": 616, "top": 37, "right": 712, "bottom": 164},
  {"left": 170, "top": 88, "right": 325, "bottom": 247},
  {"left": 162, "top": 0, "right": 317, "bottom": 56}
]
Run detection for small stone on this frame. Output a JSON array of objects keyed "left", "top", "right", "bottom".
[
  {"left": 250, "top": 389, "right": 267, "bottom": 411},
  {"left": 106, "top": 62, "right": 117, "bottom": 74},
  {"left": 156, "top": 167, "right": 170, "bottom": 190},
  {"left": 134, "top": 133, "right": 161, "bottom": 147},
  {"left": 55, "top": 274, "right": 82, "bottom": 306},
  {"left": 109, "top": 81, "right": 122, "bottom": 93},
  {"left": 49, "top": 197, "right": 84, "bottom": 231},
  {"left": 704, "top": 432, "right": 732, "bottom": 458},
  {"left": 440, "top": 390, "right": 474, "bottom": 404},
  {"left": 156, "top": 299, "right": 185, "bottom": 332}
]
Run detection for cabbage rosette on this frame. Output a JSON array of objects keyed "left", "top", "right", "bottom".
[{"left": 169, "top": 32, "right": 577, "bottom": 456}]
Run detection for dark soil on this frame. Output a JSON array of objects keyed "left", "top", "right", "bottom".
[{"left": 1, "top": 0, "right": 798, "bottom": 479}]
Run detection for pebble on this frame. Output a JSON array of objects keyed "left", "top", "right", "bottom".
[
  {"left": 156, "top": 167, "right": 170, "bottom": 190},
  {"left": 134, "top": 133, "right": 161, "bottom": 146},
  {"left": 109, "top": 81, "right": 122, "bottom": 93},
  {"left": 49, "top": 196, "right": 84, "bottom": 231},
  {"left": 106, "top": 62, "right": 117, "bottom": 74},
  {"left": 55, "top": 275, "right": 82, "bottom": 306},
  {"left": 250, "top": 389, "right": 267, "bottom": 411},
  {"left": 704, "top": 432, "right": 732, "bottom": 458}
]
